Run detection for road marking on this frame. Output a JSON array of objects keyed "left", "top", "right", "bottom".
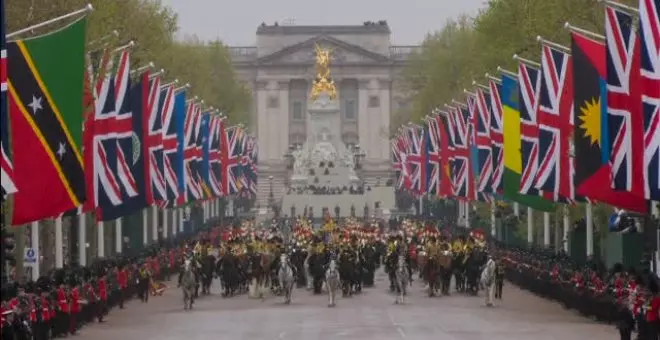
[
  {"left": 278, "top": 331, "right": 286, "bottom": 339},
  {"left": 387, "top": 312, "right": 406, "bottom": 338}
]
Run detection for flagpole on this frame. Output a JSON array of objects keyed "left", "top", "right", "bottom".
[
  {"left": 6, "top": 4, "right": 94, "bottom": 39},
  {"left": 563, "top": 205, "right": 570, "bottom": 253},
  {"left": 463, "top": 89, "right": 477, "bottom": 97},
  {"left": 112, "top": 41, "right": 135, "bottom": 54},
  {"left": 161, "top": 79, "right": 179, "bottom": 88},
  {"left": 129, "top": 62, "right": 154, "bottom": 75},
  {"left": 599, "top": 0, "right": 638, "bottom": 14},
  {"left": 564, "top": 22, "right": 605, "bottom": 41},
  {"left": 484, "top": 73, "right": 502, "bottom": 84},
  {"left": 527, "top": 207, "right": 534, "bottom": 245},
  {"left": 149, "top": 69, "right": 165, "bottom": 79},
  {"left": 471, "top": 80, "right": 490, "bottom": 91},
  {"left": 536, "top": 36, "right": 571, "bottom": 54},
  {"left": 543, "top": 212, "right": 550, "bottom": 247},
  {"left": 513, "top": 54, "right": 541, "bottom": 68},
  {"left": 174, "top": 83, "right": 191, "bottom": 93},
  {"left": 496, "top": 66, "right": 517, "bottom": 79},
  {"left": 88, "top": 30, "right": 119, "bottom": 48},
  {"left": 451, "top": 100, "right": 467, "bottom": 109}
]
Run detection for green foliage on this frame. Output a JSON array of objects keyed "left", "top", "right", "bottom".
[
  {"left": 402, "top": 0, "right": 638, "bottom": 122},
  {"left": 5, "top": 0, "right": 250, "bottom": 123}
]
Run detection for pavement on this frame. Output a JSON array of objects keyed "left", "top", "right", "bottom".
[{"left": 75, "top": 271, "right": 617, "bottom": 340}]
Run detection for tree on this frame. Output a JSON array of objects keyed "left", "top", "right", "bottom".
[
  {"left": 402, "top": 0, "right": 635, "bottom": 122},
  {"left": 5, "top": 0, "right": 250, "bottom": 122}
]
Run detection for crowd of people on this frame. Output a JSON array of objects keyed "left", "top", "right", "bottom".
[
  {"left": 0, "top": 223, "right": 216, "bottom": 340},
  {"left": 287, "top": 185, "right": 369, "bottom": 195},
  {"left": 496, "top": 244, "right": 660, "bottom": 340},
  {"left": 4, "top": 215, "right": 660, "bottom": 340}
]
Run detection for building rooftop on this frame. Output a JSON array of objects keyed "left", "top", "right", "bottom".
[{"left": 256, "top": 21, "right": 391, "bottom": 35}]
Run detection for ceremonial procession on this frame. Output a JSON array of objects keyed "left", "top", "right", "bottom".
[{"left": 2, "top": 0, "right": 660, "bottom": 339}]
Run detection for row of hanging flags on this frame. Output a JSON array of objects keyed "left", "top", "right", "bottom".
[
  {"left": 0, "top": 4, "right": 258, "bottom": 225},
  {"left": 392, "top": 0, "right": 660, "bottom": 215}
]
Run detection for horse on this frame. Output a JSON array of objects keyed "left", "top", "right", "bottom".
[
  {"left": 278, "top": 253, "right": 295, "bottom": 304},
  {"left": 325, "top": 258, "right": 341, "bottom": 307},
  {"left": 438, "top": 250, "right": 453, "bottom": 296},
  {"left": 338, "top": 250, "right": 356, "bottom": 297},
  {"left": 180, "top": 260, "right": 197, "bottom": 310},
  {"left": 394, "top": 255, "right": 409, "bottom": 304},
  {"left": 200, "top": 254, "right": 216, "bottom": 295}
]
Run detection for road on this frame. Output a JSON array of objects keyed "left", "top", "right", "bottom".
[{"left": 76, "top": 271, "right": 617, "bottom": 340}]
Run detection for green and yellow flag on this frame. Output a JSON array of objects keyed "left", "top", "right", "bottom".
[
  {"left": 501, "top": 74, "right": 555, "bottom": 212},
  {"left": 9, "top": 17, "right": 88, "bottom": 224}
]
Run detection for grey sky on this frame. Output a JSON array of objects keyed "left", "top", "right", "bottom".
[{"left": 160, "top": 0, "right": 486, "bottom": 46}]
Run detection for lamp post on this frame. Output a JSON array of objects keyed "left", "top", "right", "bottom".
[
  {"left": 268, "top": 175, "right": 274, "bottom": 213},
  {"left": 284, "top": 144, "right": 295, "bottom": 170},
  {"left": 352, "top": 144, "right": 366, "bottom": 170}
]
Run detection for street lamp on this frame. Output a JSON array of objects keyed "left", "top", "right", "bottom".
[
  {"left": 352, "top": 144, "right": 366, "bottom": 170},
  {"left": 268, "top": 175, "right": 276, "bottom": 215},
  {"left": 284, "top": 144, "right": 295, "bottom": 170}
]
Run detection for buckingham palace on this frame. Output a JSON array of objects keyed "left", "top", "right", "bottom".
[{"left": 229, "top": 21, "right": 419, "bottom": 208}]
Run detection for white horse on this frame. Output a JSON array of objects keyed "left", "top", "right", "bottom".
[
  {"left": 394, "top": 255, "right": 409, "bottom": 304},
  {"left": 325, "top": 259, "right": 341, "bottom": 307},
  {"left": 480, "top": 254, "right": 496, "bottom": 307},
  {"left": 278, "top": 254, "right": 295, "bottom": 304},
  {"left": 180, "top": 259, "right": 197, "bottom": 310}
]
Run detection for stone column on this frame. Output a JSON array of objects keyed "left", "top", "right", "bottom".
[
  {"left": 357, "top": 79, "right": 371, "bottom": 158},
  {"left": 376, "top": 78, "right": 392, "bottom": 161},
  {"left": 277, "top": 80, "right": 291, "bottom": 165},
  {"left": 256, "top": 80, "right": 270, "bottom": 161}
]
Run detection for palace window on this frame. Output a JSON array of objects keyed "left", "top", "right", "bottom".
[
  {"left": 344, "top": 99, "right": 356, "bottom": 120},
  {"left": 368, "top": 95, "right": 380, "bottom": 108},
  {"left": 292, "top": 101, "right": 303, "bottom": 120}
]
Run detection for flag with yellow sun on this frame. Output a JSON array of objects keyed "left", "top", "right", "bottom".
[{"left": 571, "top": 32, "right": 648, "bottom": 213}]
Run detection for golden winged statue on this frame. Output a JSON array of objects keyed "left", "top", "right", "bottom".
[{"left": 310, "top": 44, "right": 337, "bottom": 101}]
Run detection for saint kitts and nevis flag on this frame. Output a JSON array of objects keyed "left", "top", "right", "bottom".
[{"left": 8, "top": 17, "right": 88, "bottom": 225}]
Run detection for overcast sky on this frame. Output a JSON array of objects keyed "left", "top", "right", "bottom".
[{"left": 160, "top": 0, "right": 487, "bottom": 46}]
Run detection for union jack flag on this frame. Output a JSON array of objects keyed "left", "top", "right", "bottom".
[
  {"left": 640, "top": 0, "right": 660, "bottom": 200},
  {"left": 447, "top": 105, "right": 473, "bottom": 200},
  {"left": 425, "top": 117, "right": 441, "bottom": 196},
  {"left": 536, "top": 44, "right": 576, "bottom": 201},
  {"left": 160, "top": 84, "right": 180, "bottom": 204},
  {"left": 205, "top": 115, "right": 222, "bottom": 197},
  {"left": 88, "top": 50, "right": 125, "bottom": 211},
  {"left": 488, "top": 79, "right": 504, "bottom": 193},
  {"left": 0, "top": 0, "right": 16, "bottom": 196},
  {"left": 179, "top": 101, "right": 203, "bottom": 203},
  {"left": 403, "top": 124, "right": 426, "bottom": 195},
  {"left": 391, "top": 135, "right": 411, "bottom": 190},
  {"left": 606, "top": 6, "right": 646, "bottom": 198},
  {"left": 242, "top": 135, "right": 258, "bottom": 196},
  {"left": 143, "top": 73, "right": 166, "bottom": 205},
  {"left": 472, "top": 88, "right": 494, "bottom": 195},
  {"left": 434, "top": 110, "right": 455, "bottom": 198},
  {"left": 220, "top": 123, "right": 244, "bottom": 195},
  {"left": 518, "top": 63, "right": 542, "bottom": 196},
  {"left": 113, "top": 51, "right": 139, "bottom": 200}
]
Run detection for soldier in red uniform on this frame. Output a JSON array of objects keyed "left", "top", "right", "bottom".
[
  {"left": 55, "top": 281, "right": 70, "bottom": 337},
  {"left": 97, "top": 271, "right": 108, "bottom": 322},
  {"left": 69, "top": 280, "right": 81, "bottom": 334},
  {"left": 39, "top": 289, "right": 51, "bottom": 340},
  {"left": 83, "top": 277, "right": 96, "bottom": 324},
  {"left": 117, "top": 265, "right": 128, "bottom": 309}
]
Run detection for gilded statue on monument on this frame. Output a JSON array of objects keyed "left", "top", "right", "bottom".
[{"left": 310, "top": 44, "right": 337, "bottom": 101}]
